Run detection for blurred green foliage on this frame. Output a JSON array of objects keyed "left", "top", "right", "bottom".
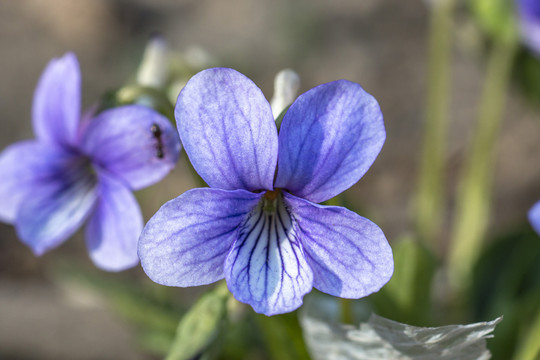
[
  {"left": 470, "top": 0, "right": 517, "bottom": 42},
  {"left": 470, "top": 0, "right": 540, "bottom": 105},
  {"left": 472, "top": 225, "right": 540, "bottom": 360},
  {"left": 370, "top": 237, "right": 437, "bottom": 326}
]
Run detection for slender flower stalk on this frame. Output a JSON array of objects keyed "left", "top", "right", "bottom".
[
  {"left": 514, "top": 306, "right": 540, "bottom": 360},
  {"left": 139, "top": 68, "right": 394, "bottom": 316},
  {"left": 448, "top": 32, "right": 519, "bottom": 292},
  {"left": 415, "top": 0, "right": 455, "bottom": 247}
]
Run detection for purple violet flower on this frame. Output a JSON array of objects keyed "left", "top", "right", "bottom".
[
  {"left": 138, "top": 68, "right": 393, "bottom": 315},
  {"left": 528, "top": 201, "right": 540, "bottom": 235},
  {"left": 0, "top": 53, "right": 181, "bottom": 271},
  {"left": 517, "top": 0, "right": 540, "bottom": 56}
]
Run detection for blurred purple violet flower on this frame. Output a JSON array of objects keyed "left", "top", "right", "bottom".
[
  {"left": 517, "top": 0, "right": 540, "bottom": 56},
  {"left": 139, "top": 68, "right": 393, "bottom": 315},
  {"left": 528, "top": 201, "right": 540, "bottom": 235},
  {"left": 0, "top": 53, "right": 181, "bottom": 271}
]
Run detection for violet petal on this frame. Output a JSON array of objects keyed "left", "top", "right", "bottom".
[
  {"left": 518, "top": 0, "right": 540, "bottom": 56},
  {"left": 225, "top": 194, "right": 314, "bottom": 315},
  {"left": 16, "top": 157, "right": 98, "bottom": 255},
  {"left": 275, "top": 80, "right": 385, "bottom": 203},
  {"left": 175, "top": 68, "right": 278, "bottom": 191},
  {"left": 85, "top": 171, "right": 142, "bottom": 271},
  {"left": 32, "top": 53, "right": 81, "bottom": 147},
  {"left": 528, "top": 200, "right": 540, "bottom": 235},
  {"left": 0, "top": 140, "right": 72, "bottom": 223},
  {"left": 81, "top": 105, "right": 181, "bottom": 191},
  {"left": 284, "top": 192, "right": 393, "bottom": 298},
  {"left": 139, "top": 187, "right": 262, "bottom": 286}
]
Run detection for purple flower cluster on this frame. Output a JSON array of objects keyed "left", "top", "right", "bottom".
[
  {"left": 0, "top": 53, "right": 181, "bottom": 271},
  {"left": 138, "top": 68, "right": 394, "bottom": 315}
]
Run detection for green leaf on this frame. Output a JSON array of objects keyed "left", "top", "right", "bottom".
[
  {"left": 166, "top": 282, "right": 230, "bottom": 360},
  {"left": 514, "top": 50, "right": 540, "bottom": 105}
]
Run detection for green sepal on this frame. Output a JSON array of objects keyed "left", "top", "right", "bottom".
[{"left": 275, "top": 105, "right": 290, "bottom": 131}]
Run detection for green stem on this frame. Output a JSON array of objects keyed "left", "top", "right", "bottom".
[
  {"left": 447, "top": 35, "right": 518, "bottom": 295},
  {"left": 340, "top": 298, "right": 354, "bottom": 324},
  {"left": 415, "top": 0, "right": 455, "bottom": 248},
  {"left": 514, "top": 306, "right": 540, "bottom": 360}
]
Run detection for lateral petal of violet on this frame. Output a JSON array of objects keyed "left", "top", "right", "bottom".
[
  {"left": 139, "top": 187, "right": 263, "bottom": 287},
  {"left": 80, "top": 105, "right": 181, "bottom": 191},
  {"left": 16, "top": 157, "right": 98, "bottom": 256},
  {"left": 275, "top": 80, "right": 385, "bottom": 203},
  {"left": 528, "top": 200, "right": 540, "bottom": 235},
  {"left": 175, "top": 68, "right": 278, "bottom": 192},
  {"left": 0, "top": 140, "right": 72, "bottom": 223},
  {"left": 85, "top": 171, "right": 143, "bottom": 271},
  {"left": 283, "top": 192, "right": 393, "bottom": 298},
  {"left": 224, "top": 194, "right": 314, "bottom": 316},
  {"left": 32, "top": 53, "right": 81, "bottom": 147}
]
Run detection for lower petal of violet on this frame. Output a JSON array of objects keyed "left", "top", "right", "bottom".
[
  {"left": 85, "top": 171, "right": 143, "bottom": 272},
  {"left": 139, "top": 188, "right": 263, "bottom": 287},
  {"left": 225, "top": 193, "right": 314, "bottom": 316},
  {"left": 283, "top": 192, "right": 393, "bottom": 299},
  {"left": 16, "top": 157, "right": 98, "bottom": 256}
]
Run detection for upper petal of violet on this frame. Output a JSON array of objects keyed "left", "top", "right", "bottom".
[
  {"left": 274, "top": 80, "right": 385, "bottom": 203},
  {"left": 80, "top": 105, "right": 181, "bottom": 191},
  {"left": 85, "top": 171, "right": 143, "bottom": 272},
  {"left": 175, "top": 68, "right": 278, "bottom": 192},
  {"left": 32, "top": 53, "right": 81, "bottom": 147},
  {"left": 283, "top": 192, "right": 393, "bottom": 298},
  {"left": 139, "top": 187, "right": 263, "bottom": 287}
]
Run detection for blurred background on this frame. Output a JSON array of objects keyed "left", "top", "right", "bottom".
[{"left": 1, "top": 0, "right": 540, "bottom": 359}]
